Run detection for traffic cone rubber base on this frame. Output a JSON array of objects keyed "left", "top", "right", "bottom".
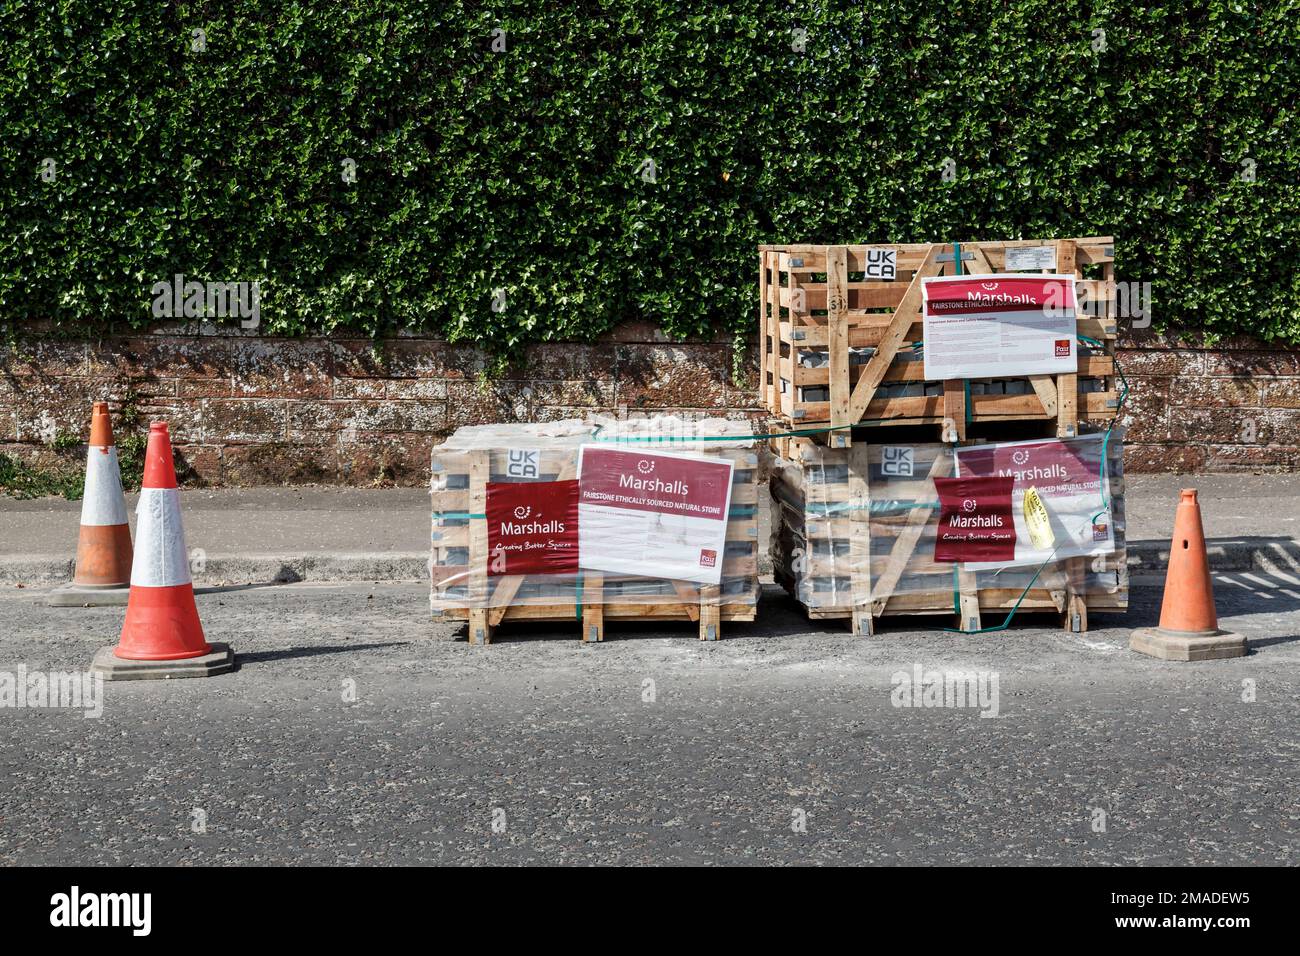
[
  {"left": 44, "top": 583, "right": 132, "bottom": 607},
  {"left": 89, "top": 642, "right": 235, "bottom": 681},
  {"left": 1129, "top": 627, "right": 1246, "bottom": 662}
]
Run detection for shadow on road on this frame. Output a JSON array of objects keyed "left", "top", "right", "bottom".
[{"left": 236, "top": 641, "right": 410, "bottom": 665}]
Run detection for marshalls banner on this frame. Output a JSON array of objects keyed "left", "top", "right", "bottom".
[
  {"left": 950, "top": 434, "right": 1116, "bottom": 570},
  {"left": 485, "top": 479, "right": 579, "bottom": 576},
  {"left": 922, "top": 273, "right": 1077, "bottom": 380},
  {"left": 577, "top": 446, "right": 734, "bottom": 585}
]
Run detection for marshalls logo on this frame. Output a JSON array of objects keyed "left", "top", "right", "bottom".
[
  {"left": 636, "top": 459, "right": 655, "bottom": 475},
  {"left": 981, "top": 281, "right": 999, "bottom": 291},
  {"left": 151, "top": 274, "right": 260, "bottom": 328},
  {"left": 50, "top": 886, "right": 151, "bottom": 936},
  {"left": 1012, "top": 449, "right": 1031, "bottom": 466},
  {"left": 513, "top": 506, "right": 531, "bottom": 520},
  {"left": 962, "top": 498, "right": 977, "bottom": 513}
]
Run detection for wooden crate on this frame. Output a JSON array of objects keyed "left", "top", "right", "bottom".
[
  {"left": 432, "top": 428, "right": 760, "bottom": 644},
  {"left": 769, "top": 437, "right": 1128, "bottom": 635},
  {"left": 759, "top": 238, "right": 1119, "bottom": 450}
]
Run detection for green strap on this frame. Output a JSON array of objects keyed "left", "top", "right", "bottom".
[{"left": 945, "top": 549, "right": 1057, "bottom": 634}]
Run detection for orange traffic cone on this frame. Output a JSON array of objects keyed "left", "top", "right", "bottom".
[
  {"left": 90, "top": 422, "right": 234, "bottom": 680},
  {"left": 1130, "top": 488, "right": 1247, "bottom": 661},
  {"left": 46, "top": 402, "right": 134, "bottom": 607}
]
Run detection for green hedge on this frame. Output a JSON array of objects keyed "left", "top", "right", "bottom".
[{"left": 2, "top": 1, "right": 1297, "bottom": 350}]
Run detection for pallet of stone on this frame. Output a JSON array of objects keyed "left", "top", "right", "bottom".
[
  {"left": 769, "top": 435, "right": 1127, "bottom": 635},
  {"left": 758, "top": 237, "right": 1120, "bottom": 450},
  {"left": 431, "top": 418, "right": 761, "bottom": 644}
]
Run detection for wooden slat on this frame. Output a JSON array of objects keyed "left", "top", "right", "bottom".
[
  {"left": 826, "top": 245, "right": 851, "bottom": 444},
  {"left": 849, "top": 443, "right": 872, "bottom": 637},
  {"left": 466, "top": 452, "right": 492, "bottom": 645}
]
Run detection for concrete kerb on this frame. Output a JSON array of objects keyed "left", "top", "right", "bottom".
[
  {"left": 2, "top": 539, "right": 1298, "bottom": 589},
  {"left": 3, "top": 553, "right": 429, "bottom": 589}
]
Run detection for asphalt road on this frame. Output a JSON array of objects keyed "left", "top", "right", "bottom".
[{"left": 1, "top": 579, "right": 1297, "bottom": 865}]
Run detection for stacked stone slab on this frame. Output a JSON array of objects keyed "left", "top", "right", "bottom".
[
  {"left": 431, "top": 416, "right": 760, "bottom": 643},
  {"left": 769, "top": 437, "right": 1128, "bottom": 634}
]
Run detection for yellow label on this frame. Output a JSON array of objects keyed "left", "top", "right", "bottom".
[{"left": 1023, "top": 486, "right": 1055, "bottom": 550}]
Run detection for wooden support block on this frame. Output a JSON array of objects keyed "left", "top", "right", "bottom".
[
  {"left": 699, "top": 585, "right": 721, "bottom": 641},
  {"left": 956, "top": 568, "right": 981, "bottom": 633},
  {"left": 1062, "top": 556, "right": 1088, "bottom": 634},
  {"left": 468, "top": 608, "right": 493, "bottom": 646},
  {"left": 582, "top": 572, "right": 604, "bottom": 642}
]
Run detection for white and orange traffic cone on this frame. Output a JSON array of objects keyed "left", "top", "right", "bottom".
[
  {"left": 47, "top": 402, "right": 134, "bottom": 607},
  {"left": 1131, "top": 488, "right": 1247, "bottom": 661},
  {"left": 90, "top": 421, "right": 234, "bottom": 680}
]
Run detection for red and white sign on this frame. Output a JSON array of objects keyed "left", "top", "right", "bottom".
[
  {"left": 922, "top": 273, "right": 1077, "bottom": 380},
  {"left": 577, "top": 446, "right": 733, "bottom": 585},
  {"left": 954, "top": 434, "right": 1115, "bottom": 569},
  {"left": 486, "top": 479, "right": 579, "bottom": 577},
  {"left": 934, "top": 475, "right": 1016, "bottom": 563}
]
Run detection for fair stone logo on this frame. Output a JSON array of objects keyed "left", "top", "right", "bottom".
[
  {"left": 151, "top": 274, "right": 260, "bottom": 329},
  {"left": 890, "top": 663, "right": 1000, "bottom": 718},
  {"left": 0, "top": 666, "right": 103, "bottom": 719}
]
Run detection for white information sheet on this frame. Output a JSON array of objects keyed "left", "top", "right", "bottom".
[
  {"left": 577, "top": 446, "right": 734, "bottom": 585},
  {"left": 922, "top": 273, "right": 1077, "bottom": 380}
]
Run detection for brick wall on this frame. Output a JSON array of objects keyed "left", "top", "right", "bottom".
[
  {"left": 1118, "top": 331, "right": 1299, "bottom": 472},
  {"left": 0, "top": 322, "right": 757, "bottom": 486},
  {"left": 2, "top": 323, "right": 1297, "bottom": 485}
]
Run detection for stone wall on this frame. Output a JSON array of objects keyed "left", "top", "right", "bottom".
[
  {"left": 0, "top": 322, "right": 756, "bottom": 486},
  {"left": 1118, "top": 332, "right": 1299, "bottom": 473},
  {"left": 1, "top": 323, "right": 1297, "bottom": 484}
]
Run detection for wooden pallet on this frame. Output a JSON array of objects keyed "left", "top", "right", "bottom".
[
  {"left": 431, "top": 440, "right": 760, "bottom": 644},
  {"left": 769, "top": 437, "right": 1128, "bottom": 635},
  {"left": 759, "top": 237, "right": 1119, "bottom": 451}
]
